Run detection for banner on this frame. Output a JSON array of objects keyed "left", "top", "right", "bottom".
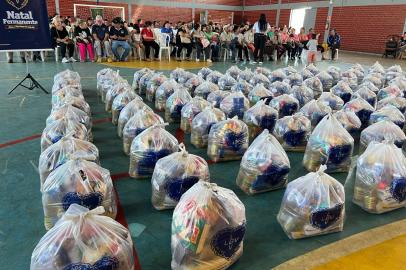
[{"left": 0, "top": 0, "right": 52, "bottom": 51}]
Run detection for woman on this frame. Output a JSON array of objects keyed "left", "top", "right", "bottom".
[
  {"left": 192, "top": 24, "right": 211, "bottom": 62},
  {"left": 237, "top": 26, "right": 250, "bottom": 62},
  {"left": 279, "top": 26, "right": 289, "bottom": 60},
  {"left": 297, "top": 27, "right": 308, "bottom": 59},
  {"left": 204, "top": 25, "right": 220, "bottom": 62},
  {"left": 252, "top": 13, "right": 270, "bottom": 64},
  {"left": 130, "top": 27, "right": 144, "bottom": 59},
  {"left": 244, "top": 24, "right": 255, "bottom": 61},
  {"left": 74, "top": 19, "right": 95, "bottom": 62},
  {"left": 176, "top": 24, "right": 192, "bottom": 61},
  {"left": 50, "top": 16, "right": 76, "bottom": 63},
  {"left": 141, "top": 21, "right": 160, "bottom": 61}
]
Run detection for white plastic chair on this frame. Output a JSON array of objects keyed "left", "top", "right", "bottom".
[{"left": 158, "top": 33, "right": 171, "bottom": 61}]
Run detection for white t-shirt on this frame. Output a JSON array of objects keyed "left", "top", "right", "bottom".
[
  {"left": 307, "top": 39, "right": 318, "bottom": 52},
  {"left": 253, "top": 22, "right": 270, "bottom": 34}
]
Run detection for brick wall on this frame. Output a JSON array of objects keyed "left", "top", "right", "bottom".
[
  {"left": 57, "top": 0, "right": 128, "bottom": 20},
  {"left": 197, "top": 0, "right": 242, "bottom": 5},
  {"left": 279, "top": 9, "right": 290, "bottom": 27},
  {"left": 132, "top": 6, "right": 193, "bottom": 23},
  {"left": 74, "top": 5, "right": 124, "bottom": 21},
  {"left": 47, "top": 0, "right": 56, "bottom": 17},
  {"left": 241, "top": 10, "right": 277, "bottom": 25},
  {"left": 314, "top": 7, "right": 327, "bottom": 40}
]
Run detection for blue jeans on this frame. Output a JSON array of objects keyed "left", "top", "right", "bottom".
[{"left": 111, "top": 40, "right": 130, "bottom": 61}]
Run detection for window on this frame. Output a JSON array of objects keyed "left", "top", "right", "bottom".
[{"left": 289, "top": 8, "right": 309, "bottom": 34}]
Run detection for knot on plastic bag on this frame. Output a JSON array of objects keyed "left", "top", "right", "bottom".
[
  {"left": 317, "top": 165, "right": 327, "bottom": 176},
  {"left": 152, "top": 122, "right": 169, "bottom": 129},
  {"left": 178, "top": 143, "right": 188, "bottom": 156}
]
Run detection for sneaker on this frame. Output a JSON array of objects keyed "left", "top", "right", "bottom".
[
  {"left": 69, "top": 57, "right": 77, "bottom": 62},
  {"left": 97, "top": 58, "right": 102, "bottom": 63},
  {"left": 250, "top": 61, "right": 257, "bottom": 65},
  {"left": 62, "top": 57, "right": 70, "bottom": 63},
  {"left": 259, "top": 61, "right": 263, "bottom": 65},
  {"left": 107, "top": 57, "right": 113, "bottom": 63},
  {"left": 196, "top": 59, "right": 200, "bottom": 62},
  {"left": 206, "top": 59, "right": 212, "bottom": 63}
]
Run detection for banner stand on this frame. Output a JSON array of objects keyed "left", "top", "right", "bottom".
[{"left": 8, "top": 60, "right": 48, "bottom": 94}]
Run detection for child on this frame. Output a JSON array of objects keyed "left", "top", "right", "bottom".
[
  {"left": 307, "top": 33, "right": 319, "bottom": 65},
  {"left": 131, "top": 27, "right": 144, "bottom": 59}
]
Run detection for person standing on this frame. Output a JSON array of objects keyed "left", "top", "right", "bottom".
[
  {"left": 252, "top": 13, "right": 270, "bottom": 64},
  {"left": 92, "top": 15, "right": 112, "bottom": 62},
  {"left": 141, "top": 21, "right": 160, "bottom": 61},
  {"left": 74, "top": 19, "right": 95, "bottom": 62},
  {"left": 109, "top": 17, "right": 131, "bottom": 62},
  {"left": 327, "top": 29, "right": 341, "bottom": 60},
  {"left": 50, "top": 16, "right": 76, "bottom": 63},
  {"left": 307, "top": 33, "right": 320, "bottom": 65}
]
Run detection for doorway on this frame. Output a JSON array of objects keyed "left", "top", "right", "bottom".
[{"left": 289, "top": 7, "right": 316, "bottom": 34}]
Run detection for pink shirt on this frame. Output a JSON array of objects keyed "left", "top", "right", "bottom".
[{"left": 280, "top": 32, "right": 289, "bottom": 43}]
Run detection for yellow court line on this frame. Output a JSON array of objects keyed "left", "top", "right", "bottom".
[
  {"left": 101, "top": 59, "right": 212, "bottom": 70},
  {"left": 0, "top": 75, "right": 134, "bottom": 81}
]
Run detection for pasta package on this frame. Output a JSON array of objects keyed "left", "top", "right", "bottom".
[
  {"left": 377, "top": 96, "right": 406, "bottom": 113},
  {"left": 132, "top": 67, "right": 152, "bottom": 90},
  {"left": 171, "top": 182, "right": 246, "bottom": 270},
  {"left": 343, "top": 97, "right": 375, "bottom": 127},
  {"left": 180, "top": 97, "right": 210, "bottom": 133},
  {"left": 269, "top": 81, "right": 291, "bottom": 97},
  {"left": 290, "top": 85, "right": 314, "bottom": 107},
  {"left": 331, "top": 81, "right": 353, "bottom": 103},
  {"left": 333, "top": 110, "right": 362, "bottom": 138},
  {"left": 207, "top": 90, "right": 230, "bottom": 108},
  {"left": 146, "top": 73, "right": 167, "bottom": 102},
  {"left": 31, "top": 204, "right": 134, "bottom": 270},
  {"left": 243, "top": 100, "right": 278, "bottom": 141},
  {"left": 194, "top": 81, "right": 219, "bottom": 99},
  {"left": 105, "top": 79, "right": 131, "bottom": 112},
  {"left": 248, "top": 83, "right": 272, "bottom": 105},
  {"left": 165, "top": 88, "right": 193, "bottom": 123},
  {"left": 138, "top": 71, "right": 155, "bottom": 96},
  {"left": 277, "top": 165, "right": 345, "bottom": 239},
  {"left": 273, "top": 113, "right": 311, "bottom": 152},
  {"left": 236, "top": 130, "right": 290, "bottom": 195},
  {"left": 218, "top": 74, "right": 237, "bottom": 91},
  {"left": 303, "top": 114, "right": 354, "bottom": 172},
  {"left": 303, "top": 77, "right": 323, "bottom": 98},
  {"left": 230, "top": 79, "right": 253, "bottom": 96},
  {"left": 129, "top": 124, "right": 179, "bottom": 178},
  {"left": 270, "top": 94, "right": 299, "bottom": 117},
  {"left": 207, "top": 117, "right": 249, "bottom": 162},
  {"left": 317, "top": 92, "right": 344, "bottom": 111},
  {"left": 41, "top": 159, "right": 116, "bottom": 230},
  {"left": 191, "top": 107, "right": 226, "bottom": 148},
  {"left": 300, "top": 100, "right": 332, "bottom": 128},
  {"left": 369, "top": 105, "right": 405, "bottom": 129},
  {"left": 206, "top": 71, "right": 223, "bottom": 85},
  {"left": 111, "top": 91, "right": 140, "bottom": 125},
  {"left": 117, "top": 99, "right": 150, "bottom": 138},
  {"left": 155, "top": 79, "right": 179, "bottom": 111},
  {"left": 151, "top": 144, "right": 210, "bottom": 210},
  {"left": 219, "top": 91, "right": 250, "bottom": 119},
  {"left": 353, "top": 141, "right": 406, "bottom": 214}
]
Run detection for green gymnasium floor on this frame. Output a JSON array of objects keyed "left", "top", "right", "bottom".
[{"left": 0, "top": 52, "right": 405, "bottom": 270}]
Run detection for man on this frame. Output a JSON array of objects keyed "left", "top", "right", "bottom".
[
  {"left": 92, "top": 15, "right": 112, "bottom": 62},
  {"left": 327, "top": 29, "right": 341, "bottom": 60},
  {"left": 87, "top": 17, "right": 94, "bottom": 29},
  {"left": 109, "top": 17, "right": 131, "bottom": 61}
]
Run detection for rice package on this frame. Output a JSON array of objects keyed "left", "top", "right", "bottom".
[
  {"left": 194, "top": 81, "right": 219, "bottom": 99},
  {"left": 353, "top": 86, "right": 377, "bottom": 108},
  {"left": 304, "top": 64, "right": 320, "bottom": 76},
  {"left": 218, "top": 74, "right": 237, "bottom": 91},
  {"left": 117, "top": 99, "right": 150, "bottom": 138},
  {"left": 30, "top": 204, "right": 134, "bottom": 270},
  {"left": 301, "top": 68, "right": 314, "bottom": 81},
  {"left": 316, "top": 71, "right": 333, "bottom": 91},
  {"left": 197, "top": 67, "right": 213, "bottom": 80},
  {"left": 54, "top": 95, "right": 91, "bottom": 116},
  {"left": 318, "top": 92, "right": 344, "bottom": 111},
  {"left": 207, "top": 90, "right": 231, "bottom": 108},
  {"left": 300, "top": 100, "right": 332, "bottom": 128},
  {"left": 377, "top": 85, "right": 402, "bottom": 101},
  {"left": 219, "top": 91, "right": 250, "bottom": 119},
  {"left": 206, "top": 71, "right": 223, "bottom": 85},
  {"left": 236, "top": 130, "right": 290, "bottom": 195},
  {"left": 303, "top": 77, "right": 323, "bottom": 98},
  {"left": 180, "top": 97, "right": 210, "bottom": 133},
  {"left": 369, "top": 105, "right": 405, "bottom": 129},
  {"left": 230, "top": 79, "right": 253, "bottom": 96},
  {"left": 41, "top": 159, "right": 116, "bottom": 230},
  {"left": 238, "top": 67, "right": 254, "bottom": 82},
  {"left": 171, "top": 183, "right": 245, "bottom": 270},
  {"left": 226, "top": 65, "right": 242, "bottom": 80},
  {"left": 111, "top": 91, "right": 140, "bottom": 125},
  {"left": 249, "top": 73, "right": 270, "bottom": 88},
  {"left": 269, "top": 69, "right": 286, "bottom": 83},
  {"left": 105, "top": 79, "right": 131, "bottom": 112},
  {"left": 129, "top": 124, "right": 179, "bottom": 178},
  {"left": 207, "top": 117, "right": 249, "bottom": 162},
  {"left": 155, "top": 79, "right": 179, "bottom": 111},
  {"left": 353, "top": 141, "right": 406, "bottom": 214},
  {"left": 132, "top": 67, "right": 152, "bottom": 90},
  {"left": 327, "top": 66, "right": 341, "bottom": 86},
  {"left": 277, "top": 165, "right": 345, "bottom": 239},
  {"left": 377, "top": 96, "right": 406, "bottom": 113},
  {"left": 146, "top": 73, "right": 167, "bottom": 101},
  {"left": 269, "top": 81, "right": 291, "bottom": 97},
  {"left": 151, "top": 144, "right": 210, "bottom": 210},
  {"left": 303, "top": 114, "right": 354, "bottom": 172},
  {"left": 343, "top": 97, "right": 375, "bottom": 127},
  {"left": 331, "top": 81, "right": 353, "bottom": 103},
  {"left": 270, "top": 94, "right": 299, "bottom": 117},
  {"left": 273, "top": 113, "right": 311, "bottom": 152},
  {"left": 360, "top": 120, "right": 406, "bottom": 152},
  {"left": 248, "top": 83, "right": 272, "bottom": 105},
  {"left": 286, "top": 72, "right": 303, "bottom": 87},
  {"left": 243, "top": 99, "right": 278, "bottom": 141},
  {"left": 184, "top": 75, "right": 204, "bottom": 96},
  {"left": 138, "top": 71, "right": 155, "bottom": 95},
  {"left": 123, "top": 107, "right": 164, "bottom": 155},
  {"left": 290, "top": 85, "right": 314, "bottom": 107},
  {"left": 333, "top": 110, "right": 362, "bottom": 138},
  {"left": 191, "top": 107, "right": 226, "bottom": 148}
]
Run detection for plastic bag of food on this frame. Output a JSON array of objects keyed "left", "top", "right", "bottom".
[
  {"left": 290, "top": 85, "right": 314, "bottom": 107},
  {"left": 194, "top": 81, "right": 219, "bottom": 99},
  {"left": 277, "top": 165, "right": 345, "bottom": 239},
  {"left": 207, "top": 90, "right": 231, "bottom": 108},
  {"left": 170, "top": 68, "right": 187, "bottom": 83},
  {"left": 151, "top": 143, "right": 210, "bottom": 210},
  {"left": 243, "top": 99, "right": 278, "bottom": 141},
  {"left": 171, "top": 181, "right": 246, "bottom": 270},
  {"left": 340, "top": 75, "right": 358, "bottom": 91},
  {"left": 283, "top": 66, "right": 297, "bottom": 76},
  {"left": 377, "top": 85, "right": 402, "bottom": 101},
  {"left": 53, "top": 95, "right": 91, "bottom": 116},
  {"left": 138, "top": 71, "right": 155, "bottom": 95},
  {"left": 105, "top": 79, "right": 131, "bottom": 112},
  {"left": 318, "top": 92, "right": 344, "bottom": 111},
  {"left": 256, "top": 66, "right": 272, "bottom": 77},
  {"left": 219, "top": 91, "right": 250, "bottom": 119},
  {"left": 236, "top": 130, "right": 290, "bottom": 195},
  {"left": 226, "top": 65, "right": 242, "bottom": 80},
  {"left": 353, "top": 86, "right": 377, "bottom": 108},
  {"left": 53, "top": 69, "right": 81, "bottom": 88},
  {"left": 117, "top": 99, "right": 149, "bottom": 138},
  {"left": 236, "top": 68, "right": 253, "bottom": 83},
  {"left": 359, "top": 120, "right": 406, "bottom": 152},
  {"left": 343, "top": 97, "right": 375, "bottom": 127},
  {"left": 165, "top": 88, "right": 192, "bottom": 123},
  {"left": 303, "top": 77, "right": 323, "bottom": 98},
  {"left": 41, "top": 118, "right": 88, "bottom": 153},
  {"left": 304, "top": 63, "right": 320, "bottom": 76},
  {"left": 352, "top": 63, "right": 365, "bottom": 73},
  {"left": 41, "top": 159, "right": 116, "bottom": 229},
  {"left": 358, "top": 81, "right": 379, "bottom": 93},
  {"left": 377, "top": 96, "right": 406, "bottom": 113},
  {"left": 333, "top": 110, "right": 362, "bottom": 138},
  {"left": 46, "top": 104, "right": 92, "bottom": 134},
  {"left": 111, "top": 91, "right": 140, "bottom": 125},
  {"left": 249, "top": 72, "right": 270, "bottom": 88},
  {"left": 184, "top": 75, "right": 204, "bottom": 96},
  {"left": 327, "top": 66, "right": 341, "bottom": 86},
  {"left": 349, "top": 67, "right": 365, "bottom": 84},
  {"left": 129, "top": 123, "right": 179, "bottom": 178},
  {"left": 270, "top": 94, "right": 299, "bottom": 117},
  {"left": 218, "top": 73, "right": 237, "bottom": 90},
  {"left": 132, "top": 67, "right": 152, "bottom": 90},
  {"left": 369, "top": 105, "right": 405, "bottom": 129},
  {"left": 273, "top": 113, "right": 311, "bottom": 152},
  {"left": 368, "top": 61, "right": 385, "bottom": 74},
  {"left": 269, "top": 68, "right": 286, "bottom": 83},
  {"left": 301, "top": 68, "right": 314, "bottom": 81},
  {"left": 331, "top": 81, "right": 353, "bottom": 103},
  {"left": 177, "top": 71, "right": 195, "bottom": 85},
  {"left": 39, "top": 136, "right": 99, "bottom": 186},
  {"left": 191, "top": 107, "right": 226, "bottom": 148},
  {"left": 389, "top": 76, "right": 406, "bottom": 93},
  {"left": 206, "top": 70, "right": 223, "bottom": 84},
  {"left": 180, "top": 97, "right": 210, "bottom": 133},
  {"left": 384, "top": 71, "right": 402, "bottom": 86},
  {"left": 99, "top": 73, "right": 119, "bottom": 102},
  {"left": 207, "top": 117, "right": 249, "bottom": 162},
  {"left": 52, "top": 86, "right": 84, "bottom": 107},
  {"left": 303, "top": 114, "right": 354, "bottom": 172},
  {"left": 96, "top": 68, "right": 114, "bottom": 92},
  {"left": 231, "top": 79, "right": 253, "bottom": 96},
  {"left": 316, "top": 71, "right": 334, "bottom": 92},
  {"left": 155, "top": 79, "right": 179, "bottom": 111},
  {"left": 248, "top": 83, "right": 272, "bottom": 105},
  {"left": 269, "top": 81, "right": 291, "bottom": 97},
  {"left": 146, "top": 73, "right": 167, "bottom": 102},
  {"left": 286, "top": 72, "right": 303, "bottom": 87},
  {"left": 300, "top": 100, "right": 332, "bottom": 128},
  {"left": 30, "top": 204, "right": 134, "bottom": 269},
  {"left": 353, "top": 140, "right": 406, "bottom": 214},
  {"left": 363, "top": 74, "right": 383, "bottom": 89},
  {"left": 197, "top": 67, "right": 213, "bottom": 80},
  {"left": 123, "top": 107, "right": 164, "bottom": 155}
]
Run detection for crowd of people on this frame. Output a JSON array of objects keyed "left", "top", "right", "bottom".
[{"left": 6, "top": 13, "right": 342, "bottom": 65}]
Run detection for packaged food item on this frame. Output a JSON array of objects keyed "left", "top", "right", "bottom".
[
  {"left": 207, "top": 90, "right": 231, "bottom": 108},
  {"left": 249, "top": 73, "right": 270, "bottom": 88},
  {"left": 123, "top": 107, "right": 164, "bottom": 155},
  {"left": 389, "top": 76, "right": 406, "bottom": 93},
  {"left": 197, "top": 67, "right": 213, "bottom": 80},
  {"left": 177, "top": 71, "right": 195, "bottom": 85},
  {"left": 363, "top": 74, "right": 383, "bottom": 89},
  {"left": 237, "top": 130, "right": 290, "bottom": 195},
  {"left": 30, "top": 204, "right": 134, "bottom": 270},
  {"left": 52, "top": 86, "right": 84, "bottom": 107},
  {"left": 219, "top": 91, "right": 250, "bottom": 119},
  {"left": 377, "top": 85, "right": 402, "bottom": 101},
  {"left": 277, "top": 165, "right": 345, "bottom": 239},
  {"left": 180, "top": 97, "right": 210, "bottom": 133},
  {"left": 256, "top": 66, "right": 272, "bottom": 77},
  {"left": 54, "top": 95, "right": 91, "bottom": 116},
  {"left": 304, "top": 64, "right": 320, "bottom": 76},
  {"left": 300, "top": 100, "right": 332, "bottom": 128},
  {"left": 317, "top": 92, "right": 344, "bottom": 111},
  {"left": 303, "top": 114, "right": 354, "bottom": 172},
  {"left": 269, "top": 68, "right": 287, "bottom": 83},
  {"left": 333, "top": 110, "right": 362, "bottom": 138},
  {"left": 290, "top": 85, "right": 314, "bottom": 107},
  {"left": 138, "top": 71, "right": 155, "bottom": 95},
  {"left": 327, "top": 66, "right": 341, "bottom": 86},
  {"left": 269, "top": 81, "right": 291, "bottom": 97},
  {"left": 171, "top": 182, "right": 246, "bottom": 270},
  {"left": 117, "top": 99, "right": 150, "bottom": 138},
  {"left": 146, "top": 73, "right": 167, "bottom": 101},
  {"left": 155, "top": 79, "right": 179, "bottom": 111},
  {"left": 303, "top": 77, "right": 323, "bottom": 98},
  {"left": 349, "top": 67, "right": 365, "bottom": 84},
  {"left": 369, "top": 105, "right": 405, "bottom": 129},
  {"left": 206, "top": 70, "right": 223, "bottom": 84},
  {"left": 218, "top": 74, "right": 237, "bottom": 90},
  {"left": 151, "top": 143, "right": 210, "bottom": 210},
  {"left": 129, "top": 124, "right": 179, "bottom": 178},
  {"left": 207, "top": 117, "right": 249, "bottom": 162},
  {"left": 376, "top": 96, "right": 406, "bottom": 113},
  {"left": 165, "top": 88, "right": 193, "bottom": 123},
  {"left": 46, "top": 104, "right": 92, "bottom": 136},
  {"left": 230, "top": 79, "right": 253, "bottom": 96},
  {"left": 316, "top": 71, "right": 334, "bottom": 92},
  {"left": 96, "top": 68, "right": 114, "bottom": 93},
  {"left": 368, "top": 61, "right": 385, "bottom": 74},
  {"left": 132, "top": 67, "right": 152, "bottom": 90},
  {"left": 343, "top": 97, "right": 375, "bottom": 127},
  {"left": 41, "top": 159, "right": 117, "bottom": 230},
  {"left": 353, "top": 141, "right": 406, "bottom": 214},
  {"left": 194, "top": 81, "right": 219, "bottom": 99},
  {"left": 273, "top": 113, "right": 311, "bottom": 152},
  {"left": 170, "top": 68, "right": 187, "bottom": 83},
  {"left": 285, "top": 72, "right": 303, "bottom": 87},
  {"left": 270, "top": 94, "right": 299, "bottom": 117},
  {"left": 243, "top": 100, "right": 278, "bottom": 141},
  {"left": 53, "top": 69, "right": 81, "bottom": 90},
  {"left": 238, "top": 67, "right": 254, "bottom": 82},
  {"left": 248, "top": 83, "right": 272, "bottom": 105},
  {"left": 283, "top": 66, "right": 298, "bottom": 76},
  {"left": 353, "top": 86, "right": 377, "bottom": 108},
  {"left": 99, "top": 71, "right": 120, "bottom": 102},
  {"left": 301, "top": 68, "right": 315, "bottom": 81},
  {"left": 358, "top": 81, "right": 379, "bottom": 93},
  {"left": 191, "top": 107, "right": 226, "bottom": 148},
  {"left": 331, "top": 81, "right": 353, "bottom": 103},
  {"left": 226, "top": 65, "right": 242, "bottom": 80},
  {"left": 184, "top": 75, "right": 204, "bottom": 96},
  {"left": 105, "top": 79, "right": 131, "bottom": 112},
  {"left": 111, "top": 91, "right": 140, "bottom": 125}
]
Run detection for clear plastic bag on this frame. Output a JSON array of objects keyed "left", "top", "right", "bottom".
[
  {"left": 206, "top": 70, "right": 223, "bottom": 85},
  {"left": 349, "top": 67, "right": 365, "bottom": 84},
  {"left": 138, "top": 71, "right": 155, "bottom": 95},
  {"left": 331, "top": 81, "right": 353, "bottom": 103},
  {"left": 283, "top": 66, "right": 298, "bottom": 76},
  {"left": 363, "top": 74, "right": 383, "bottom": 89},
  {"left": 353, "top": 141, "right": 406, "bottom": 214},
  {"left": 105, "top": 79, "right": 131, "bottom": 112},
  {"left": 327, "top": 66, "right": 341, "bottom": 86},
  {"left": 277, "top": 165, "right": 345, "bottom": 239},
  {"left": 353, "top": 86, "right": 377, "bottom": 108},
  {"left": 236, "top": 130, "right": 290, "bottom": 195},
  {"left": 96, "top": 68, "right": 114, "bottom": 93},
  {"left": 343, "top": 97, "right": 375, "bottom": 127},
  {"left": 41, "top": 159, "right": 117, "bottom": 230},
  {"left": 351, "top": 63, "right": 365, "bottom": 73},
  {"left": 197, "top": 67, "right": 213, "bottom": 80},
  {"left": 256, "top": 66, "right": 272, "bottom": 77},
  {"left": 218, "top": 73, "right": 237, "bottom": 90},
  {"left": 243, "top": 99, "right": 278, "bottom": 141},
  {"left": 369, "top": 105, "right": 405, "bottom": 129},
  {"left": 368, "top": 61, "right": 385, "bottom": 74},
  {"left": 52, "top": 86, "right": 84, "bottom": 107},
  {"left": 194, "top": 81, "right": 219, "bottom": 99},
  {"left": 384, "top": 71, "right": 402, "bottom": 86},
  {"left": 123, "top": 107, "right": 164, "bottom": 155},
  {"left": 318, "top": 92, "right": 344, "bottom": 111},
  {"left": 303, "top": 77, "right": 323, "bottom": 98},
  {"left": 129, "top": 123, "right": 179, "bottom": 178},
  {"left": 184, "top": 75, "right": 204, "bottom": 96},
  {"left": 358, "top": 81, "right": 379, "bottom": 93},
  {"left": 269, "top": 68, "right": 286, "bottom": 83},
  {"left": 170, "top": 68, "right": 187, "bottom": 83},
  {"left": 377, "top": 96, "right": 406, "bottom": 113},
  {"left": 387, "top": 64, "right": 402, "bottom": 73},
  {"left": 191, "top": 107, "right": 226, "bottom": 148},
  {"left": 301, "top": 68, "right": 315, "bottom": 81},
  {"left": 171, "top": 181, "right": 246, "bottom": 270},
  {"left": 303, "top": 114, "right": 354, "bottom": 172},
  {"left": 46, "top": 104, "right": 92, "bottom": 135},
  {"left": 316, "top": 71, "right": 334, "bottom": 92},
  {"left": 178, "top": 71, "right": 195, "bottom": 85},
  {"left": 132, "top": 67, "right": 152, "bottom": 90},
  {"left": 359, "top": 120, "right": 406, "bottom": 152},
  {"left": 304, "top": 63, "right": 320, "bottom": 76},
  {"left": 146, "top": 73, "right": 167, "bottom": 102},
  {"left": 207, "top": 117, "right": 249, "bottom": 162},
  {"left": 389, "top": 76, "right": 406, "bottom": 92},
  {"left": 377, "top": 85, "right": 402, "bottom": 101},
  {"left": 238, "top": 67, "right": 254, "bottom": 82},
  {"left": 219, "top": 91, "right": 250, "bottom": 119},
  {"left": 340, "top": 75, "right": 358, "bottom": 91},
  {"left": 249, "top": 72, "right": 270, "bottom": 88},
  {"left": 117, "top": 99, "right": 150, "bottom": 138},
  {"left": 31, "top": 204, "right": 134, "bottom": 270},
  {"left": 155, "top": 79, "right": 179, "bottom": 111},
  {"left": 53, "top": 95, "right": 91, "bottom": 116},
  {"left": 286, "top": 73, "right": 303, "bottom": 87},
  {"left": 248, "top": 83, "right": 272, "bottom": 105},
  {"left": 300, "top": 100, "right": 332, "bottom": 128},
  {"left": 180, "top": 97, "right": 210, "bottom": 133},
  {"left": 269, "top": 81, "right": 291, "bottom": 97},
  {"left": 111, "top": 91, "right": 140, "bottom": 125},
  {"left": 226, "top": 65, "right": 242, "bottom": 80},
  {"left": 333, "top": 110, "right": 362, "bottom": 138},
  {"left": 207, "top": 90, "right": 231, "bottom": 108},
  {"left": 165, "top": 88, "right": 192, "bottom": 123},
  {"left": 270, "top": 94, "right": 299, "bottom": 117},
  {"left": 53, "top": 69, "right": 81, "bottom": 90},
  {"left": 99, "top": 72, "right": 120, "bottom": 102},
  {"left": 273, "top": 113, "right": 311, "bottom": 152},
  {"left": 290, "top": 85, "right": 314, "bottom": 107},
  {"left": 231, "top": 79, "right": 253, "bottom": 96},
  {"left": 151, "top": 143, "right": 210, "bottom": 210}
]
